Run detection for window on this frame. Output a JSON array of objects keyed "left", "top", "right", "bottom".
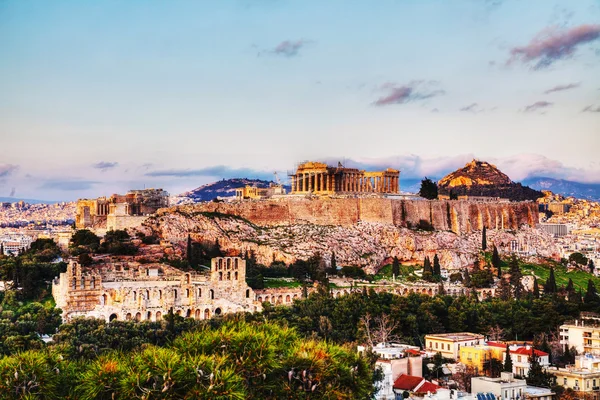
[
  {"left": 174, "top": 289, "right": 178, "bottom": 299},
  {"left": 576, "top": 380, "right": 579, "bottom": 388},
  {"left": 435, "top": 343, "right": 438, "bottom": 349},
  {"left": 564, "top": 378, "right": 567, "bottom": 385},
  {"left": 518, "top": 356, "right": 522, "bottom": 362}
]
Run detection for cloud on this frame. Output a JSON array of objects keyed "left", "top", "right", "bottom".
[
  {"left": 490, "top": 153, "right": 600, "bottom": 183},
  {"left": 145, "top": 165, "right": 274, "bottom": 181},
  {"left": 508, "top": 24, "right": 600, "bottom": 69},
  {"left": 544, "top": 83, "right": 580, "bottom": 94},
  {"left": 92, "top": 161, "right": 119, "bottom": 171},
  {"left": 271, "top": 40, "right": 308, "bottom": 57},
  {"left": 0, "top": 164, "right": 18, "bottom": 179},
  {"left": 459, "top": 103, "right": 483, "bottom": 113},
  {"left": 523, "top": 101, "right": 553, "bottom": 113},
  {"left": 583, "top": 105, "right": 600, "bottom": 113},
  {"left": 38, "top": 179, "right": 101, "bottom": 191},
  {"left": 373, "top": 81, "right": 445, "bottom": 106},
  {"left": 431, "top": 108, "right": 440, "bottom": 113}
]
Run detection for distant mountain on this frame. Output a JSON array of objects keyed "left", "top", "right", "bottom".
[
  {"left": 437, "top": 159, "right": 542, "bottom": 201},
  {"left": 0, "top": 197, "right": 58, "bottom": 204},
  {"left": 521, "top": 177, "right": 600, "bottom": 201},
  {"left": 178, "top": 178, "right": 290, "bottom": 203},
  {"left": 400, "top": 178, "right": 423, "bottom": 194}
]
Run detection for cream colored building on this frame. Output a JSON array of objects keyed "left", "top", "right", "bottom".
[
  {"left": 425, "top": 332, "right": 485, "bottom": 361},
  {"left": 548, "top": 355, "right": 600, "bottom": 398},
  {"left": 560, "top": 316, "right": 600, "bottom": 355}
]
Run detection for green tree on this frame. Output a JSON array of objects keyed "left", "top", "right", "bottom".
[
  {"left": 330, "top": 251, "right": 338, "bottom": 276},
  {"left": 504, "top": 344, "right": 513, "bottom": 372},
  {"left": 433, "top": 254, "right": 441, "bottom": 276},
  {"left": 544, "top": 267, "right": 557, "bottom": 294},
  {"left": 70, "top": 229, "right": 100, "bottom": 254},
  {"left": 482, "top": 226, "right": 487, "bottom": 251},
  {"left": 589, "top": 260, "right": 596, "bottom": 275},
  {"left": 526, "top": 348, "right": 554, "bottom": 388},
  {"left": 419, "top": 177, "right": 438, "bottom": 200},
  {"left": 392, "top": 256, "right": 400, "bottom": 278},
  {"left": 584, "top": 279, "right": 600, "bottom": 310},
  {"left": 569, "top": 252, "right": 588, "bottom": 266},
  {"left": 533, "top": 277, "right": 540, "bottom": 299},
  {"left": 509, "top": 255, "right": 523, "bottom": 299},
  {"left": 492, "top": 246, "right": 501, "bottom": 278}
]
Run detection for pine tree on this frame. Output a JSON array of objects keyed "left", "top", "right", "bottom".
[
  {"left": 433, "top": 254, "right": 441, "bottom": 276},
  {"left": 392, "top": 256, "right": 400, "bottom": 278},
  {"left": 504, "top": 344, "right": 513, "bottom": 372},
  {"left": 526, "top": 347, "right": 553, "bottom": 388},
  {"left": 499, "top": 278, "right": 512, "bottom": 301},
  {"left": 492, "top": 246, "right": 501, "bottom": 278},
  {"left": 533, "top": 277, "right": 540, "bottom": 299},
  {"left": 509, "top": 255, "right": 523, "bottom": 299},
  {"left": 482, "top": 226, "right": 487, "bottom": 251},
  {"left": 0, "top": 243, "right": 4, "bottom": 255},
  {"left": 330, "top": 252, "right": 338, "bottom": 276},
  {"left": 544, "top": 267, "right": 557, "bottom": 294},
  {"left": 419, "top": 177, "right": 438, "bottom": 200}
]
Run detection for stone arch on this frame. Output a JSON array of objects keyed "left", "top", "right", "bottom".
[
  {"left": 80, "top": 277, "right": 85, "bottom": 289},
  {"left": 235, "top": 271, "right": 238, "bottom": 280},
  {"left": 285, "top": 295, "right": 291, "bottom": 303},
  {"left": 214, "top": 307, "right": 222, "bottom": 315},
  {"left": 109, "top": 313, "right": 118, "bottom": 322},
  {"left": 428, "top": 288, "right": 433, "bottom": 295},
  {"left": 235, "top": 258, "right": 239, "bottom": 269},
  {"left": 293, "top": 294, "right": 298, "bottom": 299},
  {"left": 227, "top": 259, "right": 231, "bottom": 269},
  {"left": 126, "top": 313, "right": 132, "bottom": 320},
  {"left": 156, "top": 311, "right": 162, "bottom": 320},
  {"left": 186, "top": 309, "right": 191, "bottom": 318},
  {"left": 90, "top": 277, "right": 95, "bottom": 289},
  {"left": 100, "top": 294, "right": 107, "bottom": 305},
  {"left": 219, "top": 271, "right": 223, "bottom": 281},
  {"left": 176, "top": 309, "right": 182, "bottom": 316},
  {"left": 195, "top": 309, "right": 201, "bottom": 319},
  {"left": 277, "top": 295, "right": 283, "bottom": 304},
  {"left": 147, "top": 311, "right": 152, "bottom": 321},
  {"left": 204, "top": 308, "right": 210, "bottom": 319},
  {"left": 258, "top": 296, "right": 263, "bottom": 302},
  {"left": 209, "top": 289, "right": 214, "bottom": 300},
  {"left": 135, "top": 312, "right": 141, "bottom": 321},
  {"left": 227, "top": 271, "right": 231, "bottom": 280}
]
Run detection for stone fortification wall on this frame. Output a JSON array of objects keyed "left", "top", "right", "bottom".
[{"left": 169, "top": 198, "right": 537, "bottom": 234}]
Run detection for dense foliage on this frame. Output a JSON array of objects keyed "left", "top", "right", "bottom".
[{"left": 0, "top": 320, "right": 375, "bottom": 399}]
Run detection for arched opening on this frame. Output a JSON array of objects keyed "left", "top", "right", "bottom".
[
  {"left": 135, "top": 312, "right": 141, "bottom": 321},
  {"left": 246, "top": 289, "right": 250, "bottom": 298},
  {"left": 101, "top": 294, "right": 107, "bottom": 305},
  {"left": 155, "top": 311, "right": 162, "bottom": 320},
  {"left": 286, "top": 295, "right": 291, "bottom": 303},
  {"left": 186, "top": 289, "right": 190, "bottom": 298},
  {"left": 174, "top": 289, "right": 178, "bottom": 299},
  {"left": 209, "top": 289, "right": 214, "bottom": 300},
  {"left": 133, "top": 291, "right": 137, "bottom": 301},
  {"left": 71, "top": 278, "right": 76, "bottom": 290},
  {"left": 219, "top": 272, "right": 223, "bottom": 281},
  {"left": 293, "top": 294, "right": 298, "bottom": 299},
  {"left": 176, "top": 309, "right": 182, "bottom": 316},
  {"left": 258, "top": 296, "right": 263, "bottom": 302},
  {"left": 158, "top": 290, "right": 162, "bottom": 299},
  {"left": 204, "top": 309, "right": 210, "bottom": 319},
  {"left": 198, "top": 288, "right": 202, "bottom": 298},
  {"left": 126, "top": 313, "right": 132, "bottom": 320},
  {"left": 109, "top": 313, "right": 118, "bottom": 322},
  {"left": 277, "top": 295, "right": 283, "bottom": 304},
  {"left": 235, "top": 271, "right": 238, "bottom": 280},
  {"left": 186, "top": 309, "right": 191, "bottom": 318},
  {"left": 90, "top": 277, "right": 95, "bottom": 289},
  {"left": 214, "top": 308, "right": 222, "bottom": 315},
  {"left": 235, "top": 258, "right": 238, "bottom": 268},
  {"left": 80, "top": 277, "right": 85, "bottom": 289},
  {"left": 146, "top": 290, "right": 150, "bottom": 300},
  {"left": 227, "top": 271, "right": 231, "bottom": 280},
  {"left": 147, "top": 311, "right": 152, "bottom": 321},
  {"left": 227, "top": 259, "right": 231, "bottom": 269},
  {"left": 195, "top": 309, "right": 201, "bottom": 319}
]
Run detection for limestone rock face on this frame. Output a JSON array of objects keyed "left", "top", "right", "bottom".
[
  {"left": 438, "top": 159, "right": 542, "bottom": 201},
  {"left": 141, "top": 198, "right": 557, "bottom": 272}
]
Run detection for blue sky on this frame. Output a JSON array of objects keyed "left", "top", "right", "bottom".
[{"left": 0, "top": 0, "right": 599, "bottom": 200}]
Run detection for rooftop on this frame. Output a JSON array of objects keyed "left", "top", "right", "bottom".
[{"left": 425, "top": 332, "right": 485, "bottom": 341}]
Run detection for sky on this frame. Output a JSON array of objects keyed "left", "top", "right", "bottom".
[{"left": 0, "top": 0, "right": 599, "bottom": 201}]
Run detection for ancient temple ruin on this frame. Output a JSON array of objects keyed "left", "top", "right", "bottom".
[
  {"left": 75, "top": 188, "right": 169, "bottom": 230},
  {"left": 52, "top": 256, "right": 259, "bottom": 322},
  {"left": 289, "top": 161, "right": 400, "bottom": 195}
]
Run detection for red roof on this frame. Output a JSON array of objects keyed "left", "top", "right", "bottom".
[
  {"left": 405, "top": 349, "right": 422, "bottom": 356},
  {"left": 416, "top": 382, "right": 441, "bottom": 394},
  {"left": 393, "top": 374, "right": 425, "bottom": 391},
  {"left": 511, "top": 347, "right": 548, "bottom": 357},
  {"left": 486, "top": 342, "right": 507, "bottom": 348}
]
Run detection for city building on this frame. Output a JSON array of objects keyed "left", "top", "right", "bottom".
[
  {"left": 471, "top": 373, "right": 527, "bottom": 400},
  {"left": 0, "top": 234, "right": 33, "bottom": 255},
  {"left": 52, "top": 256, "right": 259, "bottom": 322},
  {"left": 560, "top": 315, "right": 600, "bottom": 355},
  {"left": 75, "top": 188, "right": 169, "bottom": 231},
  {"left": 393, "top": 374, "right": 441, "bottom": 399},
  {"left": 547, "top": 355, "right": 600, "bottom": 397},
  {"left": 425, "top": 333, "right": 486, "bottom": 361},
  {"left": 235, "top": 183, "right": 286, "bottom": 200},
  {"left": 460, "top": 343, "right": 549, "bottom": 377},
  {"left": 538, "top": 223, "right": 569, "bottom": 237},
  {"left": 289, "top": 161, "right": 400, "bottom": 195}
]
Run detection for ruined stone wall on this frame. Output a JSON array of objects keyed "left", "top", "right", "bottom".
[
  {"left": 170, "top": 198, "right": 538, "bottom": 234},
  {"left": 106, "top": 215, "right": 149, "bottom": 231}
]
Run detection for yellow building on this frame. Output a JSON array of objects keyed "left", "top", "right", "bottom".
[{"left": 424, "top": 332, "right": 485, "bottom": 361}]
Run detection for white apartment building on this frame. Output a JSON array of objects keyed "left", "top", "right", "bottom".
[{"left": 0, "top": 234, "right": 33, "bottom": 255}]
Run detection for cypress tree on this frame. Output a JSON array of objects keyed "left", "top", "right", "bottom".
[
  {"left": 482, "top": 226, "right": 487, "bottom": 251},
  {"left": 464, "top": 269, "right": 471, "bottom": 287},
  {"left": 392, "top": 256, "right": 400, "bottom": 278},
  {"left": 504, "top": 344, "right": 513, "bottom": 372},
  {"left": 0, "top": 243, "right": 3, "bottom": 255},
  {"left": 186, "top": 235, "right": 192, "bottom": 264},
  {"left": 533, "top": 277, "right": 540, "bottom": 299},
  {"left": 584, "top": 279, "right": 599, "bottom": 304},
  {"left": 423, "top": 256, "right": 432, "bottom": 274},
  {"left": 590, "top": 260, "right": 596, "bottom": 275},
  {"left": 330, "top": 252, "right": 338, "bottom": 276},
  {"left": 492, "top": 246, "right": 501, "bottom": 277},
  {"left": 433, "top": 254, "right": 441, "bottom": 276},
  {"left": 544, "top": 267, "right": 557, "bottom": 294},
  {"left": 566, "top": 278, "right": 574, "bottom": 293}
]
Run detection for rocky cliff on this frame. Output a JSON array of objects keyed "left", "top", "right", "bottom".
[
  {"left": 438, "top": 160, "right": 542, "bottom": 201},
  {"left": 140, "top": 198, "right": 552, "bottom": 272}
]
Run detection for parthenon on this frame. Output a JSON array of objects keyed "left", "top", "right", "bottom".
[{"left": 289, "top": 161, "right": 400, "bottom": 195}]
